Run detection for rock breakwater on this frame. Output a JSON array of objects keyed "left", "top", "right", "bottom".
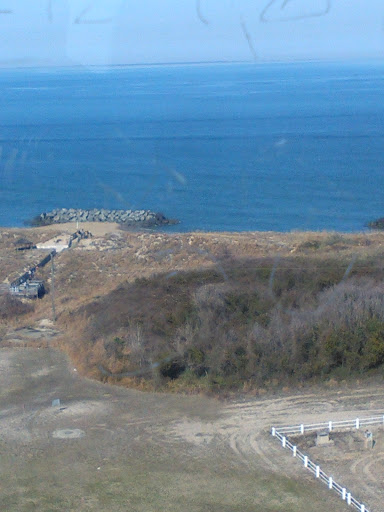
[{"left": 27, "top": 208, "right": 177, "bottom": 228}]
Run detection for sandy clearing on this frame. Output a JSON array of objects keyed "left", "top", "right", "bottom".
[
  {"left": 38, "top": 400, "right": 112, "bottom": 421},
  {"left": 34, "top": 221, "right": 121, "bottom": 237},
  {"left": 166, "top": 387, "right": 384, "bottom": 510},
  {"left": 1, "top": 346, "right": 383, "bottom": 511},
  {"left": 293, "top": 427, "right": 384, "bottom": 508}
]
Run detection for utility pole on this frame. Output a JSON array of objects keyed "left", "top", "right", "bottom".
[{"left": 50, "top": 252, "right": 56, "bottom": 322}]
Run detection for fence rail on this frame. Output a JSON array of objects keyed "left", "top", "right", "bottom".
[
  {"left": 273, "top": 415, "right": 384, "bottom": 436},
  {"left": 270, "top": 415, "right": 384, "bottom": 512}
]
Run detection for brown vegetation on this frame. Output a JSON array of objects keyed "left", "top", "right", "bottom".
[
  {"left": 2, "top": 226, "right": 384, "bottom": 394},
  {"left": 60, "top": 252, "right": 384, "bottom": 393},
  {"left": 0, "top": 294, "right": 34, "bottom": 320}
]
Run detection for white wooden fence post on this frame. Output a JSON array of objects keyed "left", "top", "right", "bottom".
[
  {"left": 328, "top": 421, "right": 333, "bottom": 432},
  {"left": 300, "top": 424, "right": 304, "bottom": 434},
  {"left": 328, "top": 477, "right": 333, "bottom": 489},
  {"left": 304, "top": 456, "right": 308, "bottom": 468},
  {"left": 360, "top": 504, "right": 365, "bottom": 512},
  {"left": 347, "top": 493, "right": 352, "bottom": 505},
  {"left": 271, "top": 427, "right": 276, "bottom": 436},
  {"left": 282, "top": 436, "right": 286, "bottom": 448},
  {"left": 293, "top": 446, "right": 297, "bottom": 457},
  {"left": 342, "top": 488, "right": 346, "bottom": 500},
  {"left": 315, "top": 466, "right": 320, "bottom": 478},
  {"left": 356, "top": 418, "right": 360, "bottom": 429}
]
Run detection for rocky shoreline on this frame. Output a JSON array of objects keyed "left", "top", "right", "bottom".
[{"left": 27, "top": 208, "right": 178, "bottom": 228}]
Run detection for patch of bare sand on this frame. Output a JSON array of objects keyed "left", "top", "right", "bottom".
[
  {"left": 41, "top": 400, "right": 111, "bottom": 420},
  {"left": 293, "top": 426, "right": 384, "bottom": 508},
  {"left": 0, "top": 396, "right": 111, "bottom": 444},
  {"left": 30, "top": 367, "right": 54, "bottom": 378},
  {"left": 2, "top": 346, "right": 382, "bottom": 512},
  {"left": 0, "top": 350, "right": 13, "bottom": 371},
  {"left": 35, "top": 221, "right": 121, "bottom": 237},
  {"left": 167, "top": 388, "right": 384, "bottom": 510},
  {"left": 0, "top": 405, "right": 35, "bottom": 442},
  {"left": 169, "top": 418, "right": 218, "bottom": 446}
]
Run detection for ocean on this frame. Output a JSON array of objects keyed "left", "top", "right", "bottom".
[{"left": 0, "top": 60, "right": 383, "bottom": 232}]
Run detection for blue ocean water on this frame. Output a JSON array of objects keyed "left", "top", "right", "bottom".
[{"left": 0, "top": 61, "right": 383, "bottom": 231}]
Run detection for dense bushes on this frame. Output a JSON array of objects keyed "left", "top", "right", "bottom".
[
  {"left": 246, "top": 280, "right": 384, "bottom": 382},
  {"left": 65, "top": 255, "right": 384, "bottom": 392}
]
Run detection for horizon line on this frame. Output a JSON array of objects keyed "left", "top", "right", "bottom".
[{"left": 0, "top": 55, "right": 383, "bottom": 71}]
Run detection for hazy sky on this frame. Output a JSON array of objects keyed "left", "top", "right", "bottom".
[{"left": 0, "top": 0, "right": 383, "bottom": 66}]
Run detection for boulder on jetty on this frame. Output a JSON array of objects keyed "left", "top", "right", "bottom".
[{"left": 26, "top": 208, "right": 178, "bottom": 228}]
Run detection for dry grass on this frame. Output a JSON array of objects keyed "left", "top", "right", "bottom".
[
  {"left": 2, "top": 226, "right": 384, "bottom": 510},
  {"left": 0, "top": 226, "right": 383, "bottom": 320},
  {"left": 0, "top": 346, "right": 354, "bottom": 512},
  {"left": 2, "top": 225, "right": 384, "bottom": 388},
  {"left": 1, "top": 227, "right": 381, "bottom": 316}
]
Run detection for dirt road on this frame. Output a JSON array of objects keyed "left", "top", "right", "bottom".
[{"left": 0, "top": 346, "right": 382, "bottom": 511}]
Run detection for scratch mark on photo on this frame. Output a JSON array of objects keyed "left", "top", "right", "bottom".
[
  {"left": 47, "top": 0, "right": 53, "bottom": 22},
  {"left": 74, "top": 2, "right": 112, "bottom": 24},
  {"left": 196, "top": 0, "right": 209, "bottom": 25},
  {"left": 341, "top": 254, "right": 357, "bottom": 282},
  {"left": 240, "top": 17, "right": 257, "bottom": 60},
  {"left": 260, "top": 0, "right": 331, "bottom": 23},
  {"left": 268, "top": 256, "right": 280, "bottom": 298}
]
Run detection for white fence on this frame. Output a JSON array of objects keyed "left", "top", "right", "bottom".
[
  {"left": 273, "top": 415, "right": 384, "bottom": 436},
  {"left": 271, "top": 415, "right": 384, "bottom": 512}
]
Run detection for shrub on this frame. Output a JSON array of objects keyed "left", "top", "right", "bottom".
[
  {"left": 158, "top": 356, "right": 186, "bottom": 380},
  {"left": 0, "top": 294, "right": 34, "bottom": 320},
  {"left": 63, "top": 254, "right": 384, "bottom": 392}
]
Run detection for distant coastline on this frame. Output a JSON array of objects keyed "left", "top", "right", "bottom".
[{"left": 1, "top": 56, "right": 383, "bottom": 72}]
